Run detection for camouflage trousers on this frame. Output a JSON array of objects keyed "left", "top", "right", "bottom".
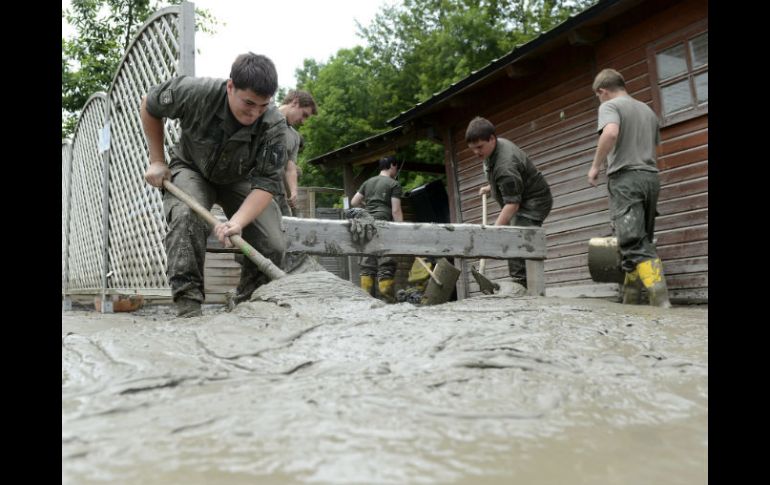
[
  {"left": 506, "top": 215, "right": 544, "bottom": 286},
  {"left": 359, "top": 255, "right": 397, "bottom": 280},
  {"left": 607, "top": 169, "right": 661, "bottom": 272},
  {"left": 163, "top": 161, "right": 285, "bottom": 304}
]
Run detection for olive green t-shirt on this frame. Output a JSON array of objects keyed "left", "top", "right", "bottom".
[
  {"left": 597, "top": 94, "right": 660, "bottom": 175},
  {"left": 357, "top": 175, "right": 402, "bottom": 221}
]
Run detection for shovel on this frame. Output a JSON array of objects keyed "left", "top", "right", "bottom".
[
  {"left": 415, "top": 256, "right": 442, "bottom": 287},
  {"left": 472, "top": 192, "right": 500, "bottom": 294},
  {"left": 163, "top": 180, "right": 286, "bottom": 281}
]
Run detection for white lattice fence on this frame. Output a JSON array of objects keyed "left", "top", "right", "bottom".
[
  {"left": 105, "top": 4, "right": 194, "bottom": 293},
  {"left": 65, "top": 93, "right": 108, "bottom": 293},
  {"left": 62, "top": 3, "right": 195, "bottom": 301},
  {"left": 62, "top": 140, "right": 73, "bottom": 291}
]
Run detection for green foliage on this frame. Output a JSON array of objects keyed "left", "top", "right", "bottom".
[
  {"left": 294, "top": 0, "right": 596, "bottom": 192},
  {"left": 62, "top": 0, "right": 217, "bottom": 139}
]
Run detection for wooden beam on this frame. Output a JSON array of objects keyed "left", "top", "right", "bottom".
[
  {"left": 283, "top": 218, "right": 546, "bottom": 259},
  {"left": 504, "top": 60, "right": 544, "bottom": 78},
  {"left": 400, "top": 162, "right": 446, "bottom": 174},
  {"left": 567, "top": 26, "right": 606, "bottom": 46}
]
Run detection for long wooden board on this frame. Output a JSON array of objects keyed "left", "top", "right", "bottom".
[{"left": 283, "top": 217, "right": 547, "bottom": 260}]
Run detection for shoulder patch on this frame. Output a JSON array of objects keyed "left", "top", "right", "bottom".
[{"left": 159, "top": 90, "right": 173, "bottom": 105}]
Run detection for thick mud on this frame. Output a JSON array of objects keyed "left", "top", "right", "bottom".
[{"left": 62, "top": 271, "right": 707, "bottom": 484}]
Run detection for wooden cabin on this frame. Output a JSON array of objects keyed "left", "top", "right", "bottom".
[{"left": 309, "top": 0, "right": 708, "bottom": 303}]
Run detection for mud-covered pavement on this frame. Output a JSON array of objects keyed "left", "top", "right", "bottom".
[{"left": 62, "top": 271, "right": 707, "bottom": 484}]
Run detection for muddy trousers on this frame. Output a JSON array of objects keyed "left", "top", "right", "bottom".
[
  {"left": 607, "top": 170, "right": 661, "bottom": 273},
  {"left": 163, "top": 162, "right": 285, "bottom": 304},
  {"left": 507, "top": 215, "right": 544, "bottom": 287},
  {"left": 359, "top": 255, "right": 396, "bottom": 280}
]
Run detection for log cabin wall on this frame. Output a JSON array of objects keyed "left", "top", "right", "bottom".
[{"left": 437, "top": 0, "right": 707, "bottom": 302}]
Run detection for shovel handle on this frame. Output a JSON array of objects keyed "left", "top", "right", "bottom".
[
  {"left": 415, "top": 257, "right": 442, "bottom": 286},
  {"left": 480, "top": 192, "right": 488, "bottom": 274},
  {"left": 162, "top": 180, "right": 286, "bottom": 281}
]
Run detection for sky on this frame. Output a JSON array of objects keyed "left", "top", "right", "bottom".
[{"left": 62, "top": 0, "right": 393, "bottom": 90}]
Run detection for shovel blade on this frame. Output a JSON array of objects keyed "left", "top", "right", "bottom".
[{"left": 471, "top": 265, "right": 500, "bottom": 295}]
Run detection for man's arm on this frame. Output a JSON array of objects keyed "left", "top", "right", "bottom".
[
  {"left": 214, "top": 189, "right": 274, "bottom": 247},
  {"left": 350, "top": 192, "right": 365, "bottom": 208},
  {"left": 391, "top": 198, "right": 403, "bottom": 222},
  {"left": 588, "top": 122, "right": 619, "bottom": 187},
  {"left": 140, "top": 96, "right": 171, "bottom": 187},
  {"left": 284, "top": 160, "right": 299, "bottom": 207},
  {"left": 495, "top": 202, "right": 520, "bottom": 226}
]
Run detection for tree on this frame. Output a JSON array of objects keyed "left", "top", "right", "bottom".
[{"left": 62, "top": 0, "right": 217, "bottom": 138}]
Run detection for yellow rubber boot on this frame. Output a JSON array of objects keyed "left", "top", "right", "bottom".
[
  {"left": 378, "top": 278, "right": 396, "bottom": 303},
  {"left": 622, "top": 269, "right": 643, "bottom": 304},
  {"left": 360, "top": 275, "right": 375, "bottom": 296},
  {"left": 637, "top": 258, "right": 671, "bottom": 308}
]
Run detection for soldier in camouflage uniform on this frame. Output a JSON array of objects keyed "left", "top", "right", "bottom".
[
  {"left": 466, "top": 117, "right": 553, "bottom": 289},
  {"left": 349, "top": 156, "right": 403, "bottom": 302},
  {"left": 588, "top": 68, "right": 671, "bottom": 308},
  {"left": 141, "top": 53, "right": 288, "bottom": 317},
  {"left": 274, "top": 90, "right": 317, "bottom": 216}
]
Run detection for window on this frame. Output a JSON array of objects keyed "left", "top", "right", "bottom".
[{"left": 648, "top": 21, "right": 708, "bottom": 125}]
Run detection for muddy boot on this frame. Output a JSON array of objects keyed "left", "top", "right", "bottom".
[
  {"left": 378, "top": 278, "right": 396, "bottom": 304},
  {"left": 360, "top": 275, "right": 375, "bottom": 296},
  {"left": 226, "top": 272, "right": 269, "bottom": 311},
  {"left": 622, "top": 269, "right": 643, "bottom": 304},
  {"left": 176, "top": 298, "right": 202, "bottom": 318},
  {"left": 637, "top": 258, "right": 671, "bottom": 308}
]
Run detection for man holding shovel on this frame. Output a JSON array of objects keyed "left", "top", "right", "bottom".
[
  {"left": 141, "top": 52, "right": 288, "bottom": 317},
  {"left": 466, "top": 117, "right": 552, "bottom": 291}
]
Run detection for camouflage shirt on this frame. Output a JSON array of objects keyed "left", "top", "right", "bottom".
[
  {"left": 483, "top": 138, "right": 552, "bottom": 222},
  {"left": 145, "top": 76, "right": 287, "bottom": 194},
  {"left": 275, "top": 120, "right": 301, "bottom": 197}
]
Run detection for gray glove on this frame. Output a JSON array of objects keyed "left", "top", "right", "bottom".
[{"left": 345, "top": 208, "right": 377, "bottom": 243}]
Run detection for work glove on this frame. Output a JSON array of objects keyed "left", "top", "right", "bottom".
[{"left": 344, "top": 208, "right": 377, "bottom": 243}]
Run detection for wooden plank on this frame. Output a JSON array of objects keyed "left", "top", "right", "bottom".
[
  {"left": 659, "top": 146, "right": 708, "bottom": 171},
  {"left": 525, "top": 260, "right": 545, "bottom": 296},
  {"left": 657, "top": 240, "right": 708, "bottom": 260},
  {"left": 657, "top": 193, "right": 708, "bottom": 216},
  {"left": 655, "top": 208, "right": 707, "bottom": 232},
  {"left": 283, "top": 217, "right": 547, "bottom": 259},
  {"left": 670, "top": 287, "right": 708, "bottom": 303},
  {"left": 663, "top": 256, "right": 708, "bottom": 275},
  {"left": 659, "top": 159, "right": 708, "bottom": 185},
  {"left": 546, "top": 283, "right": 619, "bottom": 299},
  {"left": 659, "top": 130, "right": 708, "bottom": 157},
  {"left": 655, "top": 224, "right": 707, "bottom": 246}
]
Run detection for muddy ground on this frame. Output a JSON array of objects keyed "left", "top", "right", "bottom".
[{"left": 62, "top": 271, "right": 707, "bottom": 484}]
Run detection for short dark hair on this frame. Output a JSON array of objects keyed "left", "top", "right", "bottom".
[
  {"left": 593, "top": 68, "right": 626, "bottom": 92},
  {"left": 379, "top": 155, "right": 397, "bottom": 171},
  {"left": 282, "top": 89, "right": 318, "bottom": 115},
  {"left": 230, "top": 52, "right": 278, "bottom": 97},
  {"left": 465, "top": 116, "right": 496, "bottom": 143}
]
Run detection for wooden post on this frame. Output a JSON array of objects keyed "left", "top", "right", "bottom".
[
  {"left": 178, "top": 2, "right": 196, "bottom": 76},
  {"left": 525, "top": 260, "right": 545, "bottom": 296}
]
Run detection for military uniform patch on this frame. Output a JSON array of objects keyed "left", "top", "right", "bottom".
[{"left": 160, "top": 90, "right": 173, "bottom": 105}]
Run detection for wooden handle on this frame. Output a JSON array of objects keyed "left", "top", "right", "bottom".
[
  {"left": 163, "top": 180, "right": 286, "bottom": 281},
  {"left": 415, "top": 257, "right": 441, "bottom": 286},
  {"left": 480, "top": 192, "right": 488, "bottom": 274},
  {"left": 482, "top": 192, "right": 488, "bottom": 225}
]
